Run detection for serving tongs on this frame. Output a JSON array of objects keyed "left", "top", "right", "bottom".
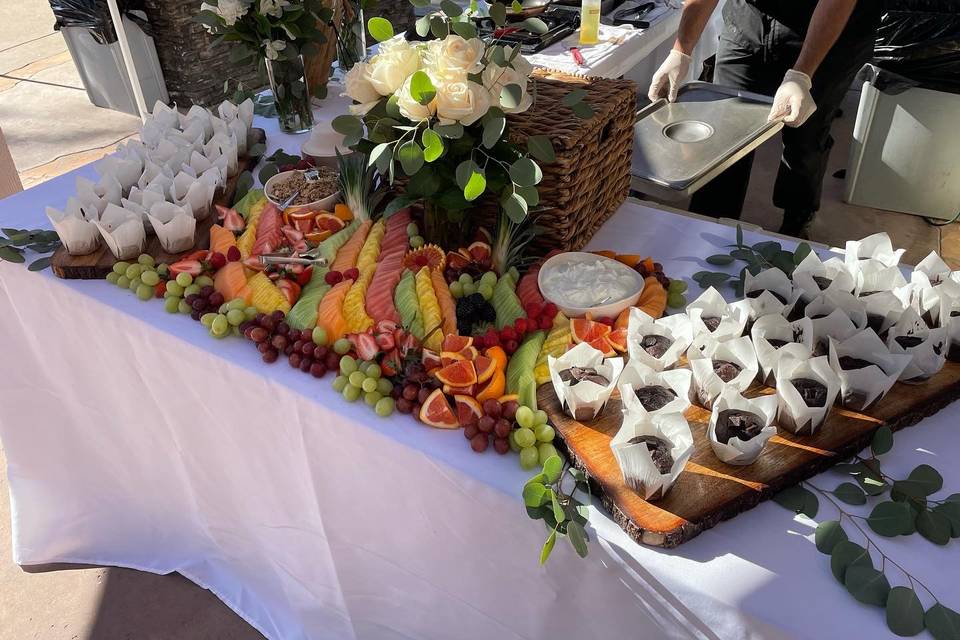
[{"left": 258, "top": 252, "right": 328, "bottom": 268}]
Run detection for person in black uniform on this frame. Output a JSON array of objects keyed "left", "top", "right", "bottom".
[{"left": 648, "top": 0, "right": 879, "bottom": 238}]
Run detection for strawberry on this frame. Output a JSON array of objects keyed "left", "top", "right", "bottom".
[
  {"left": 524, "top": 302, "right": 543, "bottom": 319},
  {"left": 514, "top": 318, "right": 528, "bottom": 335},
  {"left": 473, "top": 335, "right": 486, "bottom": 349},
  {"left": 381, "top": 349, "right": 401, "bottom": 377},
  {"left": 375, "top": 331, "right": 396, "bottom": 351},
  {"left": 216, "top": 205, "right": 246, "bottom": 232},
  {"left": 276, "top": 279, "right": 301, "bottom": 306},
  {"left": 399, "top": 330, "right": 420, "bottom": 355},
  {"left": 297, "top": 267, "right": 313, "bottom": 286},
  {"left": 539, "top": 315, "right": 553, "bottom": 330},
  {"left": 243, "top": 256, "right": 266, "bottom": 271},
  {"left": 484, "top": 328, "right": 500, "bottom": 346},
  {"left": 181, "top": 250, "right": 210, "bottom": 263},
  {"left": 344, "top": 267, "right": 360, "bottom": 281},
  {"left": 226, "top": 246, "right": 241, "bottom": 262},
  {"left": 350, "top": 332, "right": 380, "bottom": 361},
  {"left": 209, "top": 252, "right": 227, "bottom": 270},
  {"left": 281, "top": 226, "right": 304, "bottom": 245},
  {"left": 169, "top": 259, "right": 202, "bottom": 277},
  {"left": 325, "top": 270, "right": 343, "bottom": 285},
  {"left": 376, "top": 319, "right": 399, "bottom": 335}
]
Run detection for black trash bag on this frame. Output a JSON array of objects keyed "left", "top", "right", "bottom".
[
  {"left": 873, "top": 5, "right": 960, "bottom": 94},
  {"left": 49, "top": 0, "right": 149, "bottom": 45}
]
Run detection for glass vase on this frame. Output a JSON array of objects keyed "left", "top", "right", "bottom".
[
  {"left": 423, "top": 200, "right": 466, "bottom": 249},
  {"left": 265, "top": 55, "right": 314, "bottom": 134},
  {"left": 336, "top": 3, "right": 366, "bottom": 78}
]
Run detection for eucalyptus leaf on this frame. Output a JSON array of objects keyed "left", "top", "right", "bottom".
[
  {"left": 736, "top": 224, "right": 744, "bottom": 247},
  {"left": 369, "top": 142, "right": 393, "bottom": 171},
  {"left": 434, "top": 123, "right": 464, "bottom": 139},
  {"left": 872, "top": 426, "right": 893, "bottom": 456},
  {"left": 833, "top": 482, "right": 867, "bottom": 506},
  {"left": 501, "top": 84, "right": 523, "bottom": 110},
  {"left": 550, "top": 490, "right": 565, "bottom": 523},
  {"left": 511, "top": 0, "right": 522, "bottom": 10},
  {"left": 430, "top": 15, "right": 449, "bottom": 38},
  {"left": 868, "top": 501, "right": 914, "bottom": 537},
  {"left": 440, "top": 0, "right": 463, "bottom": 15},
  {"left": 926, "top": 604, "right": 960, "bottom": 640},
  {"left": 521, "top": 17, "right": 548, "bottom": 33},
  {"left": 516, "top": 185, "right": 539, "bottom": 206},
  {"left": 773, "top": 485, "right": 819, "bottom": 519},
  {"left": 793, "top": 242, "right": 812, "bottom": 264},
  {"left": 396, "top": 141, "right": 424, "bottom": 175},
  {"left": 845, "top": 566, "right": 890, "bottom": 607},
  {"left": 886, "top": 587, "right": 926, "bottom": 637},
  {"left": 502, "top": 192, "right": 528, "bottom": 223},
  {"left": 569, "top": 467, "right": 587, "bottom": 483},
  {"left": 706, "top": 254, "right": 734, "bottom": 266},
  {"left": 562, "top": 88, "right": 587, "bottom": 107},
  {"left": 455, "top": 160, "right": 476, "bottom": 190},
  {"left": 415, "top": 14, "right": 431, "bottom": 36},
  {"left": 523, "top": 482, "right": 547, "bottom": 508},
  {"left": 509, "top": 158, "right": 542, "bottom": 187},
  {"left": 696, "top": 272, "right": 734, "bottom": 287},
  {"left": 451, "top": 20, "right": 477, "bottom": 39},
  {"left": 815, "top": 520, "right": 848, "bottom": 554},
  {"left": 543, "top": 455, "right": 562, "bottom": 483},
  {"left": 730, "top": 248, "right": 754, "bottom": 261},
  {"left": 571, "top": 101, "right": 594, "bottom": 119},
  {"left": 933, "top": 501, "right": 960, "bottom": 537},
  {"left": 830, "top": 540, "right": 872, "bottom": 583},
  {"left": 0, "top": 246, "right": 24, "bottom": 264},
  {"left": 540, "top": 529, "right": 557, "bottom": 564},
  {"left": 482, "top": 115, "right": 506, "bottom": 149},
  {"left": 527, "top": 135, "right": 556, "bottom": 163},
  {"left": 332, "top": 114, "right": 364, "bottom": 138},
  {"left": 489, "top": 1, "right": 507, "bottom": 25},
  {"left": 410, "top": 70, "right": 436, "bottom": 105},
  {"left": 463, "top": 170, "right": 486, "bottom": 201},
  {"left": 916, "top": 509, "right": 951, "bottom": 545},
  {"left": 421, "top": 129, "right": 443, "bottom": 162},
  {"left": 566, "top": 520, "right": 588, "bottom": 558},
  {"left": 902, "top": 464, "right": 943, "bottom": 497},
  {"left": 386, "top": 94, "right": 402, "bottom": 118},
  {"left": 27, "top": 256, "right": 52, "bottom": 272},
  {"left": 856, "top": 468, "right": 888, "bottom": 496},
  {"left": 382, "top": 195, "right": 418, "bottom": 217}
]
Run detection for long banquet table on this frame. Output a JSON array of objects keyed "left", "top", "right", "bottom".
[{"left": 1, "top": 113, "right": 959, "bottom": 640}]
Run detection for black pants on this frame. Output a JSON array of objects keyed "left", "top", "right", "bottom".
[{"left": 689, "top": 0, "right": 875, "bottom": 224}]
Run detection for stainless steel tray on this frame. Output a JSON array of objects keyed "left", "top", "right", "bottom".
[{"left": 630, "top": 82, "right": 784, "bottom": 199}]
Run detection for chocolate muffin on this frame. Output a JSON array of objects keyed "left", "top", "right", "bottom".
[
  {"left": 627, "top": 435, "right": 674, "bottom": 474},
  {"left": 951, "top": 310, "right": 960, "bottom": 318},
  {"left": 713, "top": 360, "right": 742, "bottom": 382},
  {"left": 859, "top": 290, "right": 882, "bottom": 297},
  {"left": 641, "top": 334, "right": 673, "bottom": 359},
  {"left": 791, "top": 377, "right": 827, "bottom": 408},
  {"left": 810, "top": 313, "right": 829, "bottom": 320},
  {"left": 766, "top": 338, "right": 790, "bottom": 349},
  {"left": 838, "top": 355, "right": 881, "bottom": 372},
  {"left": 559, "top": 366, "right": 609, "bottom": 387},
  {"left": 746, "top": 289, "right": 787, "bottom": 304},
  {"left": 812, "top": 276, "right": 833, "bottom": 291},
  {"left": 634, "top": 385, "right": 678, "bottom": 412},
  {"left": 714, "top": 409, "right": 766, "bottom": 444},
  {"left": 701, "top": 316, "right": 722, "bottom": 332},
  {"left": 894, "top": 335, "right": 924, "bottom": 349},
  {"left": 866, "top": 313, "right": 885, "bottom": 334}
]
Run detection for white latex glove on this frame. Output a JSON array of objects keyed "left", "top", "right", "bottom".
[
  {"left": 647, "top": 49, "right": 692, "bottom": 103},
  {"left": 768, "top": 69, "right": 817, "bottom": 127}
]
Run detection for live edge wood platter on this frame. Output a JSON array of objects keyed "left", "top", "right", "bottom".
[
  {"left": 51, "top": 129, "right": 266, "bottom": 280},
  {"left": 540, "top": 360, "right": 960, "bottom": 548}
]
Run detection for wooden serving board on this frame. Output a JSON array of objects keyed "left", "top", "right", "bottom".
[
  {"left": 540, "top": 360, "right": 960, "bottom": 548},
  {"left": 51, "top": 129, "right": 265, "bottom": 279}
]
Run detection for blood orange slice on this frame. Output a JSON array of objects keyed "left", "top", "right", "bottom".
[
  {"left": 474, "top": 355, "right": 496, "bottom": 384},
  {"left": 585, "top": 336, "right": 616, "bottom": 357},
  {"left": 419, "top": 389, "right": 459, "bottom": 429},
  {"left": 442, "top": 334, "right": 473, "bottom": 352},
  {"left": 607, "top": 327, "right": 628, "bottom": 353},
  {"left": 475, "top": 369, "right": 506, "bottom": 402},
  {"left": 570, "top": 318, "right": 612, "bottom": 344},
  {"left": 440, "top": 351, "right": 466, "bottom": 367},
  {"left": 454, "top": 395, "right": 483, "bottom": 426},
  {"left": 434, "top": 359, "right": 478, "bottom": 387},
  {"left": 315, "top": 212, "right": 346, "bottom": 233},
  {"left": 444, "top": 383, "right": 477, "bottom": 396}
]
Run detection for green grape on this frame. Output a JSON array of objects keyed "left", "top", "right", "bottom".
[
  {"left": 106, "top": 272, "right": 120, "bottom": 285},
  {"left": 508, "top": 430, "right": 521, "bottom": 453},
  {"left": 533, "top": 409, "right": 548, "bottom": 426},
  {"left": 406, "top": 222, "right": 419, "bottom": 237},
  {"left": 340, "top": 356, "right": 358, "bottom": 375},
  {"left": 140, "top": 270, "right": 160, "bottom": 287},
  {"left": 184, "top": 284, "right": 201, "bottom": 297},
  {"left": 128, "top": 277, "right": 141, "bottom": 292},
  {"left": 458, "top": 273, "right": 473, "bottom": 286},
  {"left": 515, "top": 406, "right": 534, "bottom": 429},
  {"left": 112, "top": 261, "right": 130, "bottom": 275},
  {"left": 211, "top": 314, "right": 230, "bottom": 338},
  {"left": 668, "top": 279, "right": 687, "bottom": 294},
  {"left": 137, "top": 254, "right": 155, "bottom": 268},
  {"left": 534, "top": 424, "right": 555, "bottom": 443},
  {"left": 375, "top": 397, "right": 395, "bottom": 417},
  {"left": 195, "top": 275, "right": 214, "bottom": 288},
  {"left": 228, "top": 298, "right": 246, "bottom": 311},
  {"left": 125, "top": 264, "right": 144, "bottom": 280},
  {"left": 361, "top": 377, "right": 379, "bottom": 393},
  {"left": 514, "top": 427, "right": 536, "bottom": 448},
  {"left": 332, "top": 375, "right": 349, "bottom": 393},
  {"left": 201, "top": 313, "right": 218, "bottom": 328},
  {"left": 519, "top": 446, "right": 539, "bottom": 470},
  {"left": 364, "top": 363, "right": 381, "bottom": 379},
  {"left": 480, "top": 271, "right": 498, "bottom": 286},
  {"left": 116, "top": 275, "right": 131, "bottom": 289},
  {"left": 348, "top": 371, "right": 366, "bottom": 388},
  {"left": 312, "top": 326, "right": 328, "bottom": 346},
  {"left": 449, "top": 281, "right": 463, "bottom": 298},
  {"left": 333, "top": 338, "right": 352, "bottom": 355},
  {"left": 218, "top": 303, "right": 230, "bottom": 314},
  {"left": 376, "top": 377, "right": 393, "bottom": 396},
  {"left": 667, "top": 292, "right": 687, "bottom": 308},
  {"left": 156, "top": 264, "right": 169, "bottom": 278},
  {"left": 410, "top": 235, "right": 424, "bottom": 248},
  {"left": 343, "top": 385, "right": 361, "bottom": 402},
  {"left": 178, "top": 299, "right": 192, "bottom": 314},
  {"left": 226, "top": 309, "right": 245, "bottom": 326},
  {"left": 508, "top": 266, "right": 519, "bottom": 282},
  {"left": 244, "top": 306, "right": 258, "bottom": 320},
  {"left": 537, "top": 443, "right": 559, "bottom": 465},
  {"left": 136, "top": 283, "right": 154, "bottom": 301},
  {"left": 165, "top": 280, "right": 184, "bottom": 297},
  {"left": 175, "top": 272, "right": 193, "bottom": 287},
  {"left": 364, "top": 390, "right": 383, "bottom": 406},
  {"left": 478, "top": 284, "right": 494, "bottom": 301},
  {"left": 164, "top": 296, "right": 181, "bottom": 313},
  {"left": 232, "top": 325, "right": 241, "bottom": 337},
  {"left": 462, "top": 282, "right": 477, "bottom": 297}
]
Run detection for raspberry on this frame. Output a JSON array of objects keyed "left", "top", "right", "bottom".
[
  {"left": 524, "top": 302, "right": 543, "bottom": 319},
  {"left": 325, "top": 271, "right": 343, "bottom": 285},
  {"left": 226, "top": 246, "right": 241, "bottom": 262},
  {"left": 500, "top": 326, "right": 517, "bottom": 342},
  {"left": 542, "top": 302, "right": 558, "bottom": 318},
  {"left": 209, "top": 252, "right": 227, "bottom": 270},
  {"left": 514, "top": 318, "right": 528, "bottom": 335}
]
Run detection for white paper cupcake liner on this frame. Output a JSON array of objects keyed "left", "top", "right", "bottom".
[
  {"left": 707, "top": 388, "right": 778, "bottom": 466},
  {"left": 610, "top": 412, "right": 693, "bottom": 501},
  {"left": 548, "top": 342, "right": 624, "bottom": 422},
  {"left": 775, "top": 355, "right": 840, "bottom": 435}
]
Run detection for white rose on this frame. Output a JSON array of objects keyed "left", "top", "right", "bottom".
[
  {"left": 396, "top": 75, "right": 436, "bottom": 121},
  {"left": 259, "top": 0, "right": 290, "bottom": 18},
  {"left": 263, "top": 39, "right": 287, "bottom": 60},
  {"left": 502, "top": 46, "right": 534, "bottom": 78},
  {"left": 367, "top": 39, "right": 422, "bottom": 96},
  {"left": 435, "top": 80, "right": 491, "bottom": 126},
  {"left": 343, "top": 62, "right": 381, "bottom": 106},
  {"left": 425, "top": 35, "right": 485, "bottom": 83},
  {"left": 214, "top": 0, "right": 247, "bottom": 26},
  {"left": 481, "top": 64, "right": 533, "bottom": 114}
]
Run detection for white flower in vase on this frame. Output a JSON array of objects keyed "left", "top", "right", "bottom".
[
  {"left": 435, "top": 80, "right": 491, "bottom": 126},
  {"left": 207, "top": 0, "right": 247, "bottom": 26},
  {"left": 425, "top": 35, "right": 485, "bottom": 82},
  {"left": 343, "top": 62, "right": 383, "bottom": 116},
  {"left": 367, "top": 39, "right": 421, "bottom": 96},
  {"left": 264, "top": 39, "right": 287, "bottom": 60},
  {"left": 396, "top": 75, "right": 437, "bottom": 121},
  {"left": 259, "top": 0, "right": 290, "bottom": 18}
]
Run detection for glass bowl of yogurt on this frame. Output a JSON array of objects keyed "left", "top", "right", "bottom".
[{"left": 538, "top": 252, "right": 645, "bottom": 319}]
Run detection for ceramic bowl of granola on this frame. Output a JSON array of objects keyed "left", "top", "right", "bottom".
[{"left": 264, "top": 167, "right": 340, "bottom": 212}]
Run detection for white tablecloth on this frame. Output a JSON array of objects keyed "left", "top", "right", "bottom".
[{"left": 1, "top": 116, "right": 958, "bottom": 640}]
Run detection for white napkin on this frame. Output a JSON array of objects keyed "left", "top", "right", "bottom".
[
  {"left": 775, "top": 356, "right": 840, "bottom": 435},
  {"left": 750, "top": 314, "right": 814, "bottom": 386},
  {"left": 548, "top": 342, "right": 624, "bottom": 422},
  {"left": 827, "top": 329, "right": 913, "bottom": 411},
  {"left": 76, "top": 175, "right": 122, "bottom": 215},
  {"left": 886, "top": 308, "right": 947, "bottom": 383},
  {"left": 707, "top": 388, "right": 777, "bottom": 466},
  {"left": 94, "top": 203, "right": 145, "bottom": 260},
  {"left": 626, "top": 308, "right": 693, "bottom": 371},
  {"left": 46, "top": 205, "right": 100, "bottom": 255},
  {"left": 618, "top": 361, "right": 691, "bottom": 419},
  {"left": 689, "top": 335, "right": 759, "bottom": 409},
  {"left": 610, "top": 412, "right": 693, "bottom": 501}
]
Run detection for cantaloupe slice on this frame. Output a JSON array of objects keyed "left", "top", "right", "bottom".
[
  {"left": 209, "top": 224, "right": 237, "bottom": 256},
  {"left": 330, "top": 220, "right": 372, "bottom": 272},
  {"left": 430, "top": 268, "right": 458, "bottom": 337},
  {"left": 316, "top": 279, "right": 353, "bottom": 342},
  {"left": 213, "top": 261, "right": 251, "bottom": 304}
]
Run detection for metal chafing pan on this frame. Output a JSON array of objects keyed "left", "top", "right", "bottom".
[{"left": 630, "top": 81, "right": 784, "bottom": 199}]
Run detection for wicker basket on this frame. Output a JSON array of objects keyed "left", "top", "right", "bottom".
[{"left": 500, "top": 70, "right": 637, "bottom": 254}]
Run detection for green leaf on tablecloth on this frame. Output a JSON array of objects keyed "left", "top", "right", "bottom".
[
  {"left": 0, "top": 246, "right": 25, "bottom": 263},
  {"left": 886, "top": 587, "right": 926, "bottom": 637},
  {"left": 933, "top": 501, "right": 960, "bottom": 538},
  {"left": 550, "top": 490, "right": 565, "bottom": 523},
  {"left": 868, "top": 501, "right": 914, "bottom": 537},
  {"left": 521, "top": 17, "right": 548, "bottom": 34},
  {"left": 872, "top": 426, "right": 893, "bottom": 456},
  {"left": 793, "top": 242, "right": 812, "bottom": 264},
  {"left": 27, "top": 256, "right": 52, "bottom": 272},
  {"left": 845, "top": 566, "right": 890, "bottom": 606},
  {"left": 527, "top": 135, "right": 556, "bottom": 163},
  {"left": 855, "top": 465, "right": 888, "bottom": 496},
  {"left": 706, "top": 254, "right": 734, "bottom": 265},
  {"left": 815, "top": 520, "right": 848, "bottom": 554},
  {"left": 523, "top": 482, "right": 547, "bottom": 508},
  {"left": 830, "top": 540, "right": 872, "bottom": 583},
  {"left": 902, "top": 464, "right": 944, "bottom": 497},
  {"left": 736, "top": 224, "right": 744, "bottom": 247},
  {"left": 773, "top": 485, "right": 818, "bottom": 519},
  {"left": 752, "top": 240, "right": 780, "bottom": 257},
  {"left": 926, "top": 604, "right": 960, "bottom": 640},
  {"left": 566, "top": 521, "right": 588, "bottom": 558},
  {"left": 693, "top": 272, "right": 733, "bottom": 288},
  {"left": 463, "top": 169, "right": 486, "bottom": 202},
  {"left": 772, "top": 250, "right": 796, "bottom": 275},
  {"left": 916, "top": 509, "right": 951, "bottom": 545},
  {"left": 1, "top": 228, "right": 23, "bottom": 237},
  {"left": 542, "top": 455, "right": 562, "bottom": 484},
  {"left": 482, "top": 115, "right": 505, "bottom": 149},
  {"left": 540, "top": 528, "right": 557, "bottom": 564},
  {"left": 367, "top": 16, "right": 394, "bottom": 41},
  {"left": 509, "top": 158, "right": 541, "bottom": 187},
  {"left": 410, "top": 71, "right": 436, "bottom": 105},
  {"left": 833, "top": 482, "right": 867, "bottom": 506},
  {"left": 451, "top": 20, "right": 477, "bottom": 39},
  {"left": 730, "top": 248, "right": 754, "bottom": 261}
]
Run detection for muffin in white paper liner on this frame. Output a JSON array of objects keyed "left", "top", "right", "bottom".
[
  {"left": 743, "top": 268, "right": 795, "bottom": 320},
  {"left": 95, "top": 152, "right": 142, "bottom": 194},
  {"left": 912, "top": 251, "right": 951, "bottom": 288},
  {"left": 793, "top": 251, "right": 857, "bottom": 299},
  {"left": 179, "top": 104, "right": 214, "bottom": 140},
  {"left": 618, "top": 361, "right": 691, "bottom": 419},
  {"left": 844, "top": 232, "right": 906, "bottom": 270},
  {"left": 218, "top": 98, "right": 254, "bottom": 131},
  {"left": 171, "top": 171, "right": 216, "bottom": 220},
  {"left": 140, "top": 117, "right": 173, "bottom": 148},
  {"left": 750, "top": 314, "right": 814, "bottom": 386},
  {"left": 149, "top": 100, "right": 180, "bottom": 129},
  {"left": 689, "top": 335, "right": 759, "bottom": 409},
  {"left": 46, "top": 205, "right": 100, "bottom": 255},
  {"left": 94, "top": 203, "right": 145, "bottom": 260},
  {"left": 227, "top": 118, "right": 250, "bottom": 156},
  {"left": 205, "top": 133, "right": 239, "bottom": 177},
  {"left": 548, "top": 342, "right": 624, "bottom": 422},
  {"left": 886, "top": 308, "right": 947, "bottom": 383},
  {"left": 939, "top": 293, "right": 960, "bottom": 360},
  {"left": 60, "top": 196, "right": 99, "bottom": 222},
  {"left": 857, "top": 263, "right": 908, "bottom": 298},
  {"left": 707, "top": 389, "right": 777, "bottom": 466},
  {"left": 76, "top": 174, "right": 121, "bottom": 214},
  {"left": 775, "top": 356, "right": 840, "bottom": 435},
  {"left": 138, "top": 159, "right": 173, "bottom": 190},
  {"left": 626, "top": 308, "right": 693, "bottom": 371},
  {"left": 827, "top": 329, "right": 912, "bottom": 411},
  {"left": 147, "top": 202, "right": 196, "bottom": 254},
  {"left": 860, "top": 287, "right": 910, "bottom": 336},
  {"left": 804, "top": 292, "right": 866, "bottom": 355},
  {"left": 180, "top": 119, "right": 207, "bottom": 145},
  {"left": 610, "top": 412, "right": 693, "bottom": 501},
  {"left": 686, "top": 287, "right": 749, "bottom": 340},
  {"left": 150, "top": 139, "right": 184, "bottom": 166}
]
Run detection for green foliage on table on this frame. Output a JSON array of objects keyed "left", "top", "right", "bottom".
[
  {"left": 0, "top": 228, "right": 61, "bottom": 271},
  {"left": 523, "top": 455, "right": 591, "bottom": 564},
  {"left": 692, "top": 224, "right": 813, "bottom": 297},
  {"left": 773, "top": 426, "right": 960, "bottom": 637}
]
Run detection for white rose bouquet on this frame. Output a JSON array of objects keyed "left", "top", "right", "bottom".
[{"left": 332, "top": 2, "right": 591, "bottom": 247}]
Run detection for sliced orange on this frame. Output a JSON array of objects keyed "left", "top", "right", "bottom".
[
  {"left": 334, "top": 203, "right": 353, "bottom": 222},
  {"left": 614, "top": 254, "right": 643, "bottom": 268},
  {"left": 474, "top": 355, "right": 496, "bottom": 384},
  {"left": 591, "top": 250, "right": 616, "bottom": 259},
  {"left": 440, "top": 351, "right": 466, "bottom": 367},
  {"left": 443, "top": 383, "right": 477, "bottom": 396},
  {"left": 442, "top": 334, "right": 473, "bottom": 352},
  {"left": 419, "top": 389, "right": 459, "bottom": 429},
  {"left": 614, "top": 307, "right": 630, "bottom": 329},
  {"left": 476, "top": 369, "right": 506, "bottom": 402},
  {"left": 586, "top": 336, "right": 616, "bottom": 357},
  {"left": 434, "top": 359, "right": 478, "bottom": 387},
  {"left": 607, "top": 327, "right": 628, "bottom": 353},
  {"left": 571, "top": 318, "right": 612, "bottom": 344},
  {"left": 455, "top": 395, "right": 483, "bottom": 426},
  {"left": 484, "top": 346, "right": 508, "bottom": 371}
]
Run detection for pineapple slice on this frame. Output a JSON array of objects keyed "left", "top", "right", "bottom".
[
  {"left": 343, "top": 269, "right": 375, "bottom": 333},
  {"left": 356, "top": 219, "right": 385, "bottom": 273},
  {"left": 534, "top": 312, "right": 571, "bottom": 385},
  {"left": 247, "top": 272, "right": 291, "bottom": 315},
  {"left": 415, "top": 267, "right": 443, "bottom": 351}
]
